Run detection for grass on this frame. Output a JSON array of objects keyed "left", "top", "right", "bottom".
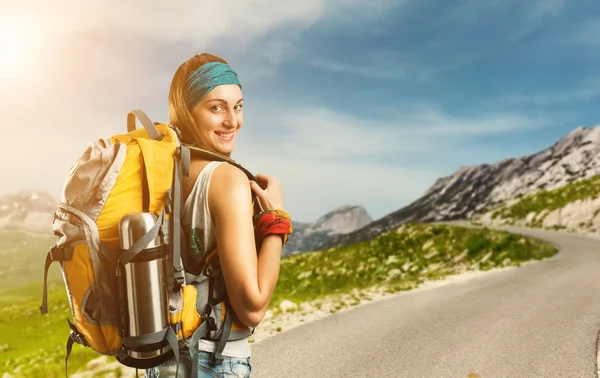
[
  {"left": 0, "top": 231, "right": 100, "bottom": 377},
  {"left": 267, "top": 223, "right": 557, "bottom": 312},
  {"left": 0, "top": 283, "right": 101, "bottom": 377},
  {"left": 0, "top": 230, "right": 58, "bottom": 295},
  {"left": 0, "top": 224, "right": 558, "bottom": 377},
  {"left": 491, "top": 174, "right": 600, "bottom": 221}
]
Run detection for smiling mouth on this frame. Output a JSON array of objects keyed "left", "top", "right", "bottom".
[{"left": 215, "top": 131, "right": 235, "bottom": 141}]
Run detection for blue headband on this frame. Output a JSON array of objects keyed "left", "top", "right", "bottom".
[{"left": 185, "top": 62, "right": 242, "bottom": 110}]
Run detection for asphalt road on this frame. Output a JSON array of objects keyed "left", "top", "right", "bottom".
[{"left": 250, "top": 226, "right": 600, "bottom": 378}]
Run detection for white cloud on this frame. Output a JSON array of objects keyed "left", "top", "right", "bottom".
[
  {"left": 529, "top": 6, "right": 600, "bottom": 50},
  {"left": 0, "top": 0, "right": 407, "bottom": 131},
  {"left": 433, "top": 0, "right": 504, "bottom": 25},
  {"left": 0, "top": 0, "right": 404, "bottom": 211},
  {"left": 0, "top": 0, "right": 566, "bottom": 224},
  {"left": 0, "top": 0, "right": 404, "bottom": 110},
  {"left": 394, "top": 107, "right": 547, "bottom": 136},
  {"left": 557, "top": 16, "right": 600, "bottom": 48},
  {"left": 527, "top": 0, "right": 569, "bottom": 20},
  {"left": 504, "top": 0, "right": 572, "bottom": 43},
  {"left": 1, "top": 93, "right": 551, "bottom": 224},
  {"left": 302, "top": 47, "right": 485, "bottom": 83},
  {"left": 227, "top": 102, "right": 552, "bottom": 222},
  {"left": 499, "top": 78, "right": 600, "bottom": 107},
  {"left": 3, "top": 0, "right": 399, "bottom": 47},
  {"left": 346, "top": 103, "right": 549, "bottom": 137},
  {"left": 232, "top": 101, "right": 549, "bottom": 164},
  {"left": 271, "top": 107, "right": 430, "bottom": 159},
  {"left": 303, "top": 55, "right": 410, "bottom": 80},
  {"left": 237, "top": 156, "right": 441, "bottom": 223}
]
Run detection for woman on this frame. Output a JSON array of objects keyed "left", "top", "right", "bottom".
[{"left": 146, "top": 53, "right": 291, "bottom": 377}]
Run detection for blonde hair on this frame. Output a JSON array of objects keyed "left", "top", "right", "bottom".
[{"left": 168, "top": 53, "right": 229, "bottom": 146}]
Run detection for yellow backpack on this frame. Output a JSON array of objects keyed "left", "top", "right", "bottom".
[{"left": 40, "top": 110, "right": 257, "bottom": 377}]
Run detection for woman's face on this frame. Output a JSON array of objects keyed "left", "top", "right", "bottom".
[{"left": 190, "top": 84, "right": 244, "bottom": 157}]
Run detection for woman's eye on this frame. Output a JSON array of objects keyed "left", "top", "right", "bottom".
[{"left": 210, "top": 104, "right": 242, "bottom": 111}]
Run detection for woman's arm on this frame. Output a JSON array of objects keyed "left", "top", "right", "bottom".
[{"left": 208, "top": 163, "right": 283, "bottom": 327}]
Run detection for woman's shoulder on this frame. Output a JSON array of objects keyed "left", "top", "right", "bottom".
[
  {"left": 188, "top": 159, "right": 243, "bottom": 182},
  {"left": 211, "top": 161, "right": 250, "bottom": 187},
  {"left": 207, "top": 162, "right": 253, "bottom": 219},
  {"left": 208, "top": 162, "right": 251, "bottom": 203}
]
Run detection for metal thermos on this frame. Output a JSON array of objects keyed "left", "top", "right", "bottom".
[{"left": 119, "top": 212, "right": 171, "bottom": 360}]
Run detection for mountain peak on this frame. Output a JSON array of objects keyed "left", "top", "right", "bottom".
[
  {"left": 282, "top": 205, "right": 373, "bottom": 256},
  {"left": 550, "top": 125, "right": 593, "bottom": 157},
  {"left": 309, "top": 205, "right": 373, "bottom": 234},
  {"left": 0, "top": 190, "right": 57, "bottom": 233},
  {"left": 319, "top": 124, "right": 600, "bottom": 250}
]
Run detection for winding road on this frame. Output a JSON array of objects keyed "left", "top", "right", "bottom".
[{"left": 250, "top": 226, "right": 600, "bottom": 377}]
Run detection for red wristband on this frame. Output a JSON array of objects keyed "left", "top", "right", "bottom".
[{"left": 254, "top": 210, "right": 293, "bottom": 245}]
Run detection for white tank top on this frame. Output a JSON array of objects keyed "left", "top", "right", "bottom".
[{"left": 182, "top": 161, "right": 251, "bottom": 358}]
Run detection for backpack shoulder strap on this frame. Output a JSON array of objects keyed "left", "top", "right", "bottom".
[
  {"left": 185, "top": 145, "right": 255, "bottom": 180},
  {"left": 185, "top": 144, "right": 261, "bottom": 215}
]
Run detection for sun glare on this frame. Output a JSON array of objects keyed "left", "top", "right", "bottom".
[{"left": 0, "top": 26, "right": 28, "bottom": 80}]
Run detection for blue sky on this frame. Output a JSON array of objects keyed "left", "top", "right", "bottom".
[{"left": 1, "top": 0, "right": 600, "bottom": 223}]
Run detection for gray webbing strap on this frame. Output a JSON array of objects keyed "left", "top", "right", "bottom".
[
  {"left": 65, "top": 318, "right": 88, "bottom": 378},
  {"left": 188, "top": 301, "right": 221, "bottom": 378},
  {"left": 181, "top": 145, "right": 190, "bottom": 177},
  {"left": 40, "top": 251, "right": 54, "bottom": 315},
  {"left": 65, "top": 334, "right": 75, "bottom": 378},
  {"left": 172, "top": 146, "right": 188, "bottom": 289},
  {"left": 214, "top": 301, "right": 234, "bottom": 361},
  {"left": 118, "top": 210, "right": 164, "bottom": 267},
  {"left": 127, "top": 110, "right": 162, "bottom": 140},
  {"left": 40, "top": 246, "right": 74, "bottom": 315},
  {"left": 98, "top": 243, "right": 115, "bottom": 262},
  {"left": 189, "top": 322, "right": 210, "bottom": 378},
  {"left": 57, "top": 204, "right": 100, "bottom": 249},
  {"left": 188, "top": 322, "right": 210, "bottom": 359}
]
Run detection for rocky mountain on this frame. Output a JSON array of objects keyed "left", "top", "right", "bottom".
[
  {"left": 318, "top": 125, "right": 600, "bottom": 250},
  {"left": 283, "top": 205, "right": 373, "bottom": 256},
  {"left": 0, "top": 191, "right": 56, "bottom": 234},
  {"left": 473, "top": 172, "right": 600, "bottom": 235}
]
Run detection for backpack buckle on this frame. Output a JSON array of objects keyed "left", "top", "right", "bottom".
[
  {"left": 164, "top": 189, "right": 173, "bottom": 215},
  {"left": 170, "top": 125, "right": 185, "bottom": 141},
  {"left": 202, "top": 259, "right": 221, "bottom": 279},
  {"left": 206, "top": 317, "right": 217, "bottom": 331},
  {"left": 203, "top": 303, "right": 218, "bottom": 331},
  {"left": 69, "top": 329, "right": 88, "bottom": 347},
  {"left": 208, "top": 353, "right": 223, "bottom": 366},
  {"left": 49, "top": 246, "right": 65, "bottom": 261},
  {"left": 173, "top": 270, "right": 185, "bottom": 291}
]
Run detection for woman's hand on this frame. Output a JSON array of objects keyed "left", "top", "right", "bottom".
[{"left": 249, "top": 173, "right": 285, "bottom": 211}]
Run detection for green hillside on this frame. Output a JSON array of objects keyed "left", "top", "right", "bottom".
[
  {"left": 0, "top": 283, "right": 101, "bottom": 378},
  {"left": 0, "top": 230, "right": 59, "bottom": 295},
  {"left": 0, "top": 230, "right": 101, "bottom": 378},
  {"left": 491, "top": 174, "right": 600, "bottom": 225},
  {"left": 0, "top": 224, "right": 557, "bottom": 377},
  {"left": 269, "top": 223, "right": 556, "bottom": 311}
]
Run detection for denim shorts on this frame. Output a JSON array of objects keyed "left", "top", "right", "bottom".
[{"left": 145, "top": 349, "right": 252, "bottom": 378}]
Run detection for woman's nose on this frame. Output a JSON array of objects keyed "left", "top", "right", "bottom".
[{"left": 223, "top": 109, "right": 239, "bottom": 128}]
